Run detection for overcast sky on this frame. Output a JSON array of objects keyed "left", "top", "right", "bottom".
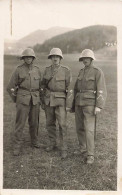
[{"left": 1, "top": 0, "right": 122, "bottom": 40}]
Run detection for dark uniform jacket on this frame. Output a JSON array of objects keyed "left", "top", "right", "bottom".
[
  {"left": 7, "top": 63, "right": 42, "bottom": 105},
  {"left": 41, "top": 64, "right": 72, "bottom": 107},
  {"left": 73, "top": 63, "right": 107, "bottom": 109}
]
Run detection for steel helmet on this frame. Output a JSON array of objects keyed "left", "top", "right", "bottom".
[
  {"left": 48, "top": 48, "right": 64, "bottom": 59},
  {"left": 20, "top": 48, "right": 36, "bottom": 59},
  {"left": 79, "top": 49, "right": 96, "bottom": 61}
]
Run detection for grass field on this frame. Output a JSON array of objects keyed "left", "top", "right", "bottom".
[{"left": 3, "top": 53, "right": 117, "bottom": 190}]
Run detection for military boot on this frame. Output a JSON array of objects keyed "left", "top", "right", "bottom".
[
  {"left": 74, "top": 147, "right": 86, "bottom": 155},
  {"left": 46, "top": 140, "right": 57, "bottom": 152},
  {"left": 46, "top": 145, "right": 56, "bottom": 152},
  {"left": 80, "top": 147, "right": 86, "bottom": 153},
  {"left": 87, "top": 156, "right": 94, "bottom": 164},
  {"left": 13, "top": 146, "right": 21, "bottom": 156},
  {"left": 31, "top": 141, "right": 40, "bottom": 148},
  {"left": 61, "top": 150, "right": 67, "bottom": 159}
]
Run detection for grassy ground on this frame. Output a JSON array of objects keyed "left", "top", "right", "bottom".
[{"left": 3, "top": 53, "right": 117, "bottom": 190}]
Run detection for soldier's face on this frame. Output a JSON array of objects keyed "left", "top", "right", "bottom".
[
  {"left": 23, "top": 56, "right": 34, "bottom": 65},
  {"left": 51, "top": 55, "right": 61, "bottom": 65},
  {"left": 82, "top": 57, "right": 92, "bottom": 67}
]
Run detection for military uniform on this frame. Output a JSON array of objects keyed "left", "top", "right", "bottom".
[
  {"left": 7, "top": 62, "right": 42, "bottom": 150},
  {"left": 74, "top": 62, "right": 107, "bottom": 157},
  {"left": 41, "top": 64, "right": 72, "bottom": 153}
]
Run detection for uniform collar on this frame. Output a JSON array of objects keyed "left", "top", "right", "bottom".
[
  {"left": 51, "top": 64, "right": 61, "bottom": 71},
  {"left": 24, "top": 62, "right": 34, "bottom": 70},
  {"left": 84, "top": 61, "right": 94, "bottom": 69},
  {"left": 52, "top": 64, "right": 60, "bottom": 68}
]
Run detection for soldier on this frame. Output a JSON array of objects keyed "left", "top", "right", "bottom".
[
  {"left": 41, "top": 48, "right": 72, "bottom": 159},
  {"left": 73, "top": 49, "right": 107, "bottom": 164},
  {"left": 7, "top": 48, "right": 42, "bottom": 156}
]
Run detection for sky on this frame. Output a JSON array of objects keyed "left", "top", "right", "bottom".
[{"left": 1, "top": 0, "right": 122, "bottom": 40}]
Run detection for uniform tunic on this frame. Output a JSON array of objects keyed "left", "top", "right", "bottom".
[
  {"left": 7, "top": 63, "right": 42, "bottom": 146},
  {"left": 41, "top": 64, "right": 72, "bottom": 150},
  {"left": 74, "top": 63, "right": 107, "bottom": 156}
]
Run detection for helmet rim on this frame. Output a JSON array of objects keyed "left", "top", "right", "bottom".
[
  {"left": 79, "top": 57, "right": 94, "bottom": 61},
  {"left": 79, "top": 49, "right": 96, "bottom": 61},
  {"left": 48, "top": 48, "right": 63, "bottom": 59},
  {"left": 20, "top": 48, "right": 36, "bottom": 60}
]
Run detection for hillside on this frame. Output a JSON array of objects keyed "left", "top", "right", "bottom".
[
  {"left": 34, "top": 25, "right": 117, "bottom": 54},
  {"left": 4, "top": 27, "right": 74, "bottom": 55},
  {"left": 18, "top": 26, "right": 74, "bottom": 47}
]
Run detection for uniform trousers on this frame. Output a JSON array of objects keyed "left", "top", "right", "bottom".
[
  {"left": 14, "top": 99, "right": 40, "bottom": 147},
  {"left": 75, "top": 105, "right": 95, "bottom": 156},
  {"left": 45, "top": 105, "right": 67, "bottom": 151}
]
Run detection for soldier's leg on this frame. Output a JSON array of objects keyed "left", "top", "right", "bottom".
[
  {"left": 28, "top": 102, "right": 40, "bottom": 148},
  {"left": 58, "top": 125, "right": 63, "bottom": 149},
  {"left": 83, "top": 106, "right": 95, "bottom": 157},
  {"left": 14, "top": 103, "right": 29, "bottom": 155},
  {"left": 75, "top": 106, "right": 86, "bottom": 150},
  {"left": 55, "top": 106, "right": 67, "bottom": 158},
  {"left": 45, "top": 106, "right": 57, "bottom": 149}
]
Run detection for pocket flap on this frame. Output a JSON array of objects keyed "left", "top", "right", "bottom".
[
  {"left": 86, "top": 77, "right": 95, "bottom": 81},
  {"left": 83, "top": 92, "right": 95, "bottom": 99},
  {"left": 77, "top": 77, "right": 82, "bottom": 81},
  {"left": 56, "top": 70, "right": 65, "bottom": 80},
  {"left": 34, "top": 76, "right": 40, "bottom": 80},
  {"left": 19, "top": 74, "right": 26, "bottom": 79},
  {"left": 54, "top": 92, "right": 66, "bottom": 98},
  {"left": 19, "top": 71, "right": 27, "bottom": 78},
  {"left": 56, "top": 75, "right": 65, "bottom": 81},
  {"left": 18, "top": 93, "right": 27, "bottom": 96}
]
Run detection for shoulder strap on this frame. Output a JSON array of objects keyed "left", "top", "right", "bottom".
[
  {"left": 47, "top": 65, "right": 61, "bottom": 87},
  {"left": 18, "top": 77, "right": 26, "bottom": 88}
]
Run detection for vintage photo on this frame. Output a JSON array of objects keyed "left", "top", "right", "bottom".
[{"left": 1, "top": 0, "right": 121, "bottom": 193}]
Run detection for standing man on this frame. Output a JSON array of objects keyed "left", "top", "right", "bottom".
[
  {"left": 73, "top": 49, "right": 107, "bottom": 164},
  {"left": 41, "top": 48, "right": 72, "bottom": 159},
  {"left": 7, "top": 48, "right": 42, "bottom": 156}
]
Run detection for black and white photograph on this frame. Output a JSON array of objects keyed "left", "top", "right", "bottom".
[{"left": 1, "top": 0, "right": 122, "bottom": 194}]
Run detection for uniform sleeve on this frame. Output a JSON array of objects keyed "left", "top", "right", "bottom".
[
  {"left": 38, "top": 68, "right": 42, "bottom": 90},
  {"left": 96, "top": 69, "right": 107, "bottom": 109},
  {"left": 6, "top": 68, "right": 19, "bottom": 102},
  {"left": 39, "top": 68, "right": 48, "bottom": 107},
  {"left": 71, "top": 79, "right": 78, "bottom": 111},
  {"left": 40, "top": 68, "right": 47, "bottom": 90},
  {"left": 65, "top": 68, "right": 72, "bottom": 90},
  {"left": 66, "top": 68, "right": 74, "bottom": 108}
]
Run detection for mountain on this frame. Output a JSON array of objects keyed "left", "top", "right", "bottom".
[
  {"left": 34, "top": 25, "right": 117, "bottom": 53},
  {"left": 18, "top": 27, "right": 74, "bottom": 47},
  {"left": 4, "top": 26, "right": 74, "bottom": 55}
]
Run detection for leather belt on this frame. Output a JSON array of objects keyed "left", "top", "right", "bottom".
[
  {"left": 47, "top": 87, "right": 66, "bottom": 93},
  {"left": 19, "top": 87, "right": 39, "bottom": 92},
  {"left": 78, "top": 90, "right": 96, "bottom": 93}
]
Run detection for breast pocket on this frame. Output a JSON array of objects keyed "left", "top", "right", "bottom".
[
  {"left": 55, "top": 74, "right": 65, "bottom": 90},
  {"left": 33, "top": 75, "right": 40, "bottom": 88},
  {"left": 18, "top": 73, "right": 27, "bottom": 86},
  {"left": 34, "top": 75, "right": 40, "bottom": 80},
  {"left": 86, "top": 77, "right": 95, "bottom": 89},
  {"left": 19, "top": 73, "right": 26, "bottom": 79},
  {"left": 77, "top": 74, "right": 83, "bottom": 80},
  {"left": 77, "top": 77, "right": 83, "bottom": 89},
  {"left": 43, "top": 73, "right": 52, "bottom": 84}
]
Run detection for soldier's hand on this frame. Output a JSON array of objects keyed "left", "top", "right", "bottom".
[
  {"left": 94, "top": 107, "right": 101, "bottom": 115},
  {"left": 66, "top": 107, "right": 71, "bottom": 112},
  {"left": 40, "top": 102, "right": 45, "bottom": 110},
  {"left": 69, "top": 108, "right": 75, "bottom": 113}
]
